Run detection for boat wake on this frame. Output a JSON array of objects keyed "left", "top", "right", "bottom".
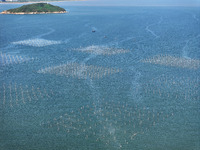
[
  {"left": 36, "top": 28, "right": 55, "bottom": 38},
  {"left": 86, "top": 79, "right": 122, "bottom": 149},
  {"left": 129, "top": 70, "right": 143, "bottom": 102},
  {"left": 145, "top": 16, "right": 163, "bottom": 39},
  {"left": 82, "top": 53, "right": 97, "bottom": 64},
  {"left": 145, "top": 26, "right": 159, "bottom": 38},
  {"left": 192, "top": 14, "right": 200, "bottom": 23},
  {"left": 182, "top": 40, "right": 190, "bottom": 59},
  {"left": 182, "top": 34, "right": 200, "bottom": 59}
]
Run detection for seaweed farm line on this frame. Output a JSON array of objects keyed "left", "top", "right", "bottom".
[
  {"left": 40, "top": 99, "right": 174, "bottom": 148},
  {"left": 12, "top": 38, "right": 62, "bottom": 47},
  {"left": 73, "top": 45, "right": 130, "bottom": 56},
  {"left": 0, "top": 6, "right": 200, "bottom": 150},
  {"left": 0, "top": 83, "right": 53, "bottom": 108},
  {"left": 0, "top": 52, "right": 33, "bottom": 66},
  {"left": 37, "top": 62, "right": 122, "bottom": 80},
  {"left": 141, "top": 54, "right": 200, "bottom": 69},
  {"left": 142, "top": 75, "right": 200, "bottom": 101}
]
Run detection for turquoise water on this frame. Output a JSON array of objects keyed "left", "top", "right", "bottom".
[{"left": 0, "top": 4, "right": 200, "bottom": 150}]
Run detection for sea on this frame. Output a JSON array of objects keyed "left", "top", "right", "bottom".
[{"left": 0, "top": 2, "right": 199, "bottom": 150}]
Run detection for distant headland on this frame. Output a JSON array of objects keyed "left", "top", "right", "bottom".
[
  {"left": 0, "top": 0, "right": 83, "bottom": 3},
  {"left": 1, "top": 3, "right": 67, "bottom": 14}
]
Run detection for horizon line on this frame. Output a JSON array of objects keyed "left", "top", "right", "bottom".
[{"left": 0, "top": 1, "right": 200, "bottom": 7}]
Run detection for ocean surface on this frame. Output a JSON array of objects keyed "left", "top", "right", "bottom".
[{"left": 0, "top": 3, "right": 200, "bottom": 150}]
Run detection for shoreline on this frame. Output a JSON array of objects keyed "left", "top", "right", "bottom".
[
  {"left": 1, "top": 10, "right": 67, "bottom": 14},
  {"left": 0, "top": 0, "right": 85, "bottom": 4}
]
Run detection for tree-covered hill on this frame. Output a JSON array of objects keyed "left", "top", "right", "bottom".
[{"left": 6, "top": 3, "right": 66, "bottom": 13}]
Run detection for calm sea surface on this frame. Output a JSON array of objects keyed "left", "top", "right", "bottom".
[{"left": 0, "top": 3, "right": 199, "bottom": 150}]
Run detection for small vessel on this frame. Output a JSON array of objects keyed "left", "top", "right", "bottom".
[{"left": 92, "top": 30, "right": 96, "bottom": 33}]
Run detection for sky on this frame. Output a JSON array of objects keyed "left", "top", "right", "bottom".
[{"left": 80, "top": 0, "right": 200, "bottom": 6}]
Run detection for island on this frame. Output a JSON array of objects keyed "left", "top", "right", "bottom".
[{"left": 1, "top": 3, "right": 67, "bottom": 14}]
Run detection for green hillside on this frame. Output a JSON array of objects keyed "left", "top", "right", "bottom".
[{"left": 7, "top": 3, "right": 66, "bottom": 13}]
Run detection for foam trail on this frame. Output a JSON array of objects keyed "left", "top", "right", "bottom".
[
  {"left": 81, "top": 48, "right": 122, "bottom": 147},
  {"left": 145, "top": 16, "right": 162, "bottom": 39},
  {"left": 92, "top": 27, "right": 98, "bottom": 31},
  {"left": 119, "top": 36, "right": 135, "bottom": 43},
  {"left": 84, "top": 79, "right": 103, "bottom": 139},
  {"left": 81, "top": 53, "right": 99, "bottom": 103},
  {"left": 86, "top": 79, "right": 122, "bottom": 148},
  {"left": 87, "top": 79, "right": 101, "bottom": 111},
  {"left": 192, "top": 14, "right": 199, "bottom": 22},
  {"left": 145, "top": 26, "right": 159, "bottom": 38},
  {"left": 36, "top": 28, "right": 55, "bottom": 38},
  {"left": 129, "top": 70, "right": 142, "bottom": 102},
  {"left": 182, "top": 40, "right": 190, "bottom": 59},
  {"left": 71, "top": 58, "right": 77, "bottom": 63},
  {"left": 182, "top": 34, "right": 200, "bottom": 59},
  {"left": 82, "top": 54, "right": 97, "bottom": 64}
]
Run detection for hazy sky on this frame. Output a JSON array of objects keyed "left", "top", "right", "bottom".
[{"left": 84, "top": 0, "right": 200, "bottom": 6}]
